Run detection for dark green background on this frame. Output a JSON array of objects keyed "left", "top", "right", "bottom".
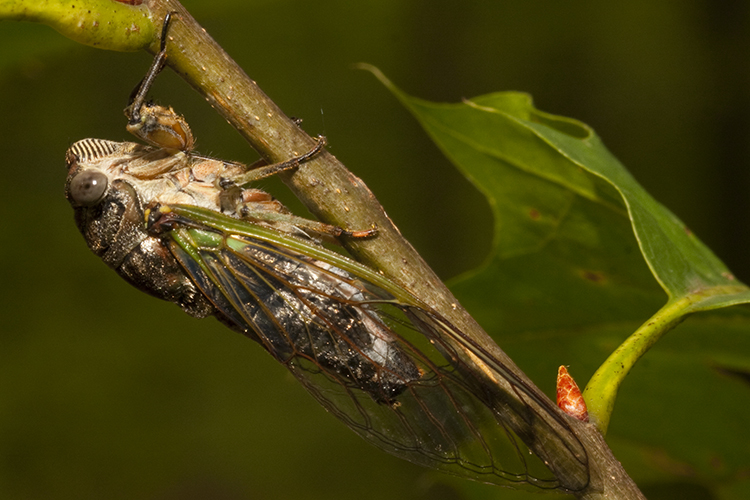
[{"left": 0, "top": 1, "right": 747, "bottom": 499}]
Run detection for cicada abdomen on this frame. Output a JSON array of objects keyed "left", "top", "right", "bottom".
[{"left": 148, "top": 206, "right": 422, "bottom": 404}]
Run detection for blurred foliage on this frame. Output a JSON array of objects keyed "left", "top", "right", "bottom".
[{"left": 1, "top": 1, "right": 749, "bottom": 499}]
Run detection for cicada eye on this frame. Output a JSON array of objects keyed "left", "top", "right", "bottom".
[{"left": 69, "top": 170, "right": 108, "bottom": 206}]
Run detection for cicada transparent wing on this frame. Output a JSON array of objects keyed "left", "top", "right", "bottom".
[{"left": 145, "top": 204, "right": 590, "bottom": 492}]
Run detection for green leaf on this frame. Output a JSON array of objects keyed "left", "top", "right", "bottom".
[{"left": 367, "top": 66, "right": 750, "bottom": 499}]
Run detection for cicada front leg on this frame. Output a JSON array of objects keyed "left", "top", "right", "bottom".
[{"left": 124, "top": 12, "right": 194, "bottom": 152}]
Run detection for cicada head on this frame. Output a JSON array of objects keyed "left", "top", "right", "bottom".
[
  {"left": 65, "top": 138, "right": 214, "bottom": 318},
  {"left": 65, "top": 139, "right": 149, "bottom": 267}
]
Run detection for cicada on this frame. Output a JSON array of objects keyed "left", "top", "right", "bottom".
[{"left": 63, "top": 13, "right": 589, "bottom": 493}]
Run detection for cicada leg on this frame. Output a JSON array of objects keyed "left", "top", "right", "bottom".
[
  {"left": 222, "top": 187, "right": 376, "bottom": 242},
  {"left": 227, "top": 135, "right": 328, "bottom": 185},
  {"left": 237, "top": 207, "right": 377, "bottom": 241},
  {"left": 124, "top": 12, "right": 194, "bottom": 151},
  {"left": 217, "top": 136, "right": 327, "bottom": 213},
  {"left": 215, "top": 136, "right": 374, "bottom": 241},
  {"left": 125, "top": 12, "right": 170, "bottom": 121}
]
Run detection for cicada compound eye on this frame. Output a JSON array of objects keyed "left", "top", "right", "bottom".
[{"left": 70, "top": 170, "right": 108, "bottom": 207}]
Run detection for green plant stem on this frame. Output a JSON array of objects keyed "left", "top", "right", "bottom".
[
  {"left": 583, "top": 284, "right": 748, "bottom": 435},
  {"left": 583, "top": 301, "right": 686, "bottom": 435},
  {"left": 0, "top": 0, "right": 153, "bottom": 51}
]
